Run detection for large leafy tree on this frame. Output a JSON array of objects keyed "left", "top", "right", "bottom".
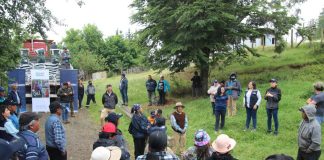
[
  {"left": 0, "top": 0, "right": 57, "bottom": 80},
  {"left": 131, "top": 0, "right": 302, "bottom": 92}
]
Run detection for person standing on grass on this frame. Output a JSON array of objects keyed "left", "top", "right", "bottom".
[
  {"left": 307, "top": 82, "right": 324, "bottom": 124},
  {"left": 17, "top": 112, "right": 49, "bottom": 160},
  {"left": 78, "top": 79, "right": 84, "bottom": 109},
  {"left": 243, "top": 81, "right": 261, "bottom": 131},
  {"left": 86, "top": 80, "right": 96, "bottom": 108},
  {"left": 191, "top": 71, "right": 202, "bottom": 97},
  {"left": 128, "top": 104, "right": 150, "bottom": 159},
  {"left": 7, "top": 83, "right": 22, "bottom": 115},
  {"left": 171, "top": 102, "right": 188, "bottom": 155},
  {"left": 146, "top": 75, "right": 157, "bottom": 106},
  {"left": 67, "top": 82, "right": 75, "bottom": 117},
  {"left": 57, "top": 82, "right": 71, "bottom": 124},
  {"left": 182, "top": 129, "right": 214, "bottom": 160},
  {"left": 225, "top": 73, "right": 241, "bottom": 116},
  {"left": 120, "top": 73, "right": 128, "bottom": 106},
  {"left": 157, "top": 75, "right": 171, "bottom": 106},
  {"left": 265, "top": 78, "right": 281, "bottom": 135},
  {"left": 214, "top": 87, "right": 228, "bottom": 133},
  {"left": 297, "top": 105, "right": 321, "bottom": 160},
  {"left": 101, "top": 84, "right": 118, "bottom": 127},
  {"left": 45, "top": 101, "right": 67, "bottom": 160},
  {"left": 208, "top": 80, "right": 220, "bottom": 115}
]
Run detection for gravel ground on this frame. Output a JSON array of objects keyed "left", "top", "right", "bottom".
[{"left": 38, "top": 108, "right": 99, "bottom": 160}]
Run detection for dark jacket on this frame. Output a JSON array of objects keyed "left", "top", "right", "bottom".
[
  {"left": 146, "top": 79, "right": 157, "bottom": 92},
  {"left": 17, "top": 130, "right": 48, "bottom": 160},
  {"left": 148, "top": 126, "right": 167, "bottom": 135},
  {"left": 102, "top": 92, "right": 118, "bottom": 109},
  {"left": 8, "top": 90, "right": 22, "bottom": 105},
  {"left": 57, "top": 87, "right": 72, "bottom": 103},
  {"left": 0, "top": 120, "right": 14, "bottom": 142},
  {"left": 191, "top": 75, "right": 202, "bottom": 88},
  {"left": 78, "top": 84, "right": 84, "bottom": 95},
  {"left": 264, "top": 87, "right": 281, "bottom": 109},
  {"left": 129, "top": 114, "right": 150, "bottom": 138},
  {"left": 207, "top": 152, "right": 237, "bottom": 160},
  {"left": 214, "top": 95, "right": 228, "bottom": 111},
  {"left": 120, "top": 78, "right": 128, "bottom": 91}
]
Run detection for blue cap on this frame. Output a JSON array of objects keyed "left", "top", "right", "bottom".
[{"left": 0, "top": 86, "right": 4, "bottom": 92}]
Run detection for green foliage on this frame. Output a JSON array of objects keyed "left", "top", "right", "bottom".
[
  {"left": 0, "top": 0, "right": 57, "bottom": 80},
  {"left": 70, "top": 51, "right": 106, "bottom": 76},
  {"left": 274, "top": 38, "right": 287, "bottom": 54},
  {"left": 131, "top": 0, "right": 301, "bottom": 92},
  {"left": 316, "top": 8, "right": 324, "bottom": 39}
]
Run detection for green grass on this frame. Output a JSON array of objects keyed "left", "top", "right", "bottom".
[{"left": 86, "top": 46, "right": 324, "bottom": 160}]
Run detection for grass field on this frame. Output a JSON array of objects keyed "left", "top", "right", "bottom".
[{"left": 85, "top": 45, "right": 324, "bottom": 160}]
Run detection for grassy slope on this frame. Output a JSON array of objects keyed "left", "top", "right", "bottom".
[{"left": 87, "top": 45, "right": 324, "bottom": 160}]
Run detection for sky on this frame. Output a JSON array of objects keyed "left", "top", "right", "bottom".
[{"left": 46, "top": 0, "right": 324, "bottom": 42}]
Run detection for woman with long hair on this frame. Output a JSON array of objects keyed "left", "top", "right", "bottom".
[
  {"left": 243, "top": 81, "right": 262, "bottom": 131},
  {"left": 0, "top": 105, "right": 19, "bottom": 141},
  {"left": 128, "top": 104, "right": 150, "bottom": 159},
  {"left": 214, "top": 87, "right": 228, "bottom": 132},
  {"left": 182, "top": 129, "right": 214, "bottom": 160}
]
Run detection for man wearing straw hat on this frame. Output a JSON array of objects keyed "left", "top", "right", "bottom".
[{"left": 170, "top": 102, "right": 188, "bottom": 154}]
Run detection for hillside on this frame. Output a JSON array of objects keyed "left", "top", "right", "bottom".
[{"left": 87, "top": 45, "right": 324, "bottom": 160}]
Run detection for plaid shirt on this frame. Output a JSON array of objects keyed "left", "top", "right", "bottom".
[
  {"left": 53, "top": 121, "right": 66, "bottom": 152},
  {"left": 136, "top": 151, "right": 179, "bottom": 160}
]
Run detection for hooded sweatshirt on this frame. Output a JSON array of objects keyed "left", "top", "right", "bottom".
[{"left": 298, "top": 105, "right": 321, "bottom": 152}]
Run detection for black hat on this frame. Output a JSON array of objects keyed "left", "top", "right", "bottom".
[
  {"left": 149, "top": 131, "right": 167, "bottom": 150},
  {"left": 19, "top": 112, "right": 41, "bottom": 127},
  {"left": 269, "top": 78, "right": 277, "bottom": 83},
  {"left": 105, "top": 112, "right": 123, "bottom": 124},
  {"left": 49, "top": 101, "right": 62, "bottom": 113}
]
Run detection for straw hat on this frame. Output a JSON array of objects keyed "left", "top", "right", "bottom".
[
  {"left": 212, "top": 134, "right": 236, "bottom": 154},
  {"left": 174, "top": 102, "right": 185, "bottom": 109},
  {"left": 90, "top": 146, "right": 121, "bottom": 160}
]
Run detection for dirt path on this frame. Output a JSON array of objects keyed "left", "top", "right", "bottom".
[{"left": 38, "top": 109, "right": 99, "bottom": 160}]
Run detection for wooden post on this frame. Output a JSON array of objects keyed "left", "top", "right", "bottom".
[
  {"left": 321, "top": 28, "right": 324, "bottom": 47},
  {"left": 291, "top": 29, "right": 294, "bottom": 48}
]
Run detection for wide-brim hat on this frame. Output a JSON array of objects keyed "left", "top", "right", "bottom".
[
  {"left": 174, "top": 102, "right": 185, "bottom": 109},
  {"left": 212, "top": 134, "right": 236, "bottom": 154},
  {"left": 90, "top": 146, "right": 121, "bottom": 160},
  {"left": 194, "top": 129, "right": 210, "bottom": 147}
]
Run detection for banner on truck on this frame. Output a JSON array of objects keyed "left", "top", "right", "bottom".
[{"left": 31, "top": 69, "right": 50, "bottom": 112}]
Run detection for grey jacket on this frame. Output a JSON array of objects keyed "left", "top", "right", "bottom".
[
  {"left": 298, "top": 105, "right": 321, "bottom": 152},
  {"left": 264, "top": 87, "right": 281, "bottom": 109},
  {"left": 86, "top": 85, "right": 96, "bottom": 95},
  {"left": 102, "top": 92, "right": 118, "bottom": 109}
]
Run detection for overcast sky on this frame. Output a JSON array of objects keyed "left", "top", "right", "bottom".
[{"left": 46, "top": 0, "right": 324, "bottom": 42}]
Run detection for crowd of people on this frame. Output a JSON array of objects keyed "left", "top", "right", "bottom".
[{"left": 0, "top": 72, "right": 323, "bottom": 160}]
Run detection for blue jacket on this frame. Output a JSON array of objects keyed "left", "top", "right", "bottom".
[
  {"left": 8, "top": 90, "right": 22, "bottom": 105},
  {"left": 8, "top": 114, "right": 19, "bottom": 130},
  {"left": 18, "top": 130, "right": 49, "bottom": 160},
  {"left": 120, "top": 78, "right": 128, "bottom": 91},
  {"left": 129, "top": 114, "right": 150, "bottom": 138},
  {"left": 214, "top": 95, "right": 228, "bottom": 111}
]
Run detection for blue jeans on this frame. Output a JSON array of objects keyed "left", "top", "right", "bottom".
[
  {"left": 61, "top": 103, "right": 70, "bottom": 122},
  {"left": 120, "top": 89, "right": 128, "bottom": 104},
  {"left": 215, "top": 110, "right": 226, "bottom": 131},
  {"left": 315, "top": 116, "right": 324, "bottom": 124},
  {"left": 246, "top": 107, "right": 257, "bottom": 129},
  {"left": 267, "top": 108, "right": 278, "bottom": 132}
]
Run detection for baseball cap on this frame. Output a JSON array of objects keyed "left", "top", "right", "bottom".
[
  {"left": 194, "top": 129, "right": 211, "bottom": 147},
  {"left": 0, "top": 86, "right": 4, "bottom": 92},
  {"left": 102, "top": 122, "right": 116, "bottom": 133},
  {"left": 19, "top": 112, "right": 41, "bottom": 127},
  {"left": 90, "top": 146, "right": 121, "bottom": 160},
  {"left": 105, "top": 112, "right": 123, "bottom": 124},
  {"left": 131, "top": 104, "right": 141, "bottom": 113}
]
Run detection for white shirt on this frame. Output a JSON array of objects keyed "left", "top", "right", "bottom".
[{"left": 243, "top": 89, "right": 262, "bottom": 108}]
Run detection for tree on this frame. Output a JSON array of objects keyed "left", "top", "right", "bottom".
[
  {"left": 103, "top": 35, "right": 138, "bottom": 72},
  {"left": 296, "top": 21, "right": 316, "bottom": 48},
  {"left": 131, "top": 0, "right": 301, "bottom": 92},
  {"left": 0, "top": 0, "right": 57, "bottom": 81}
]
